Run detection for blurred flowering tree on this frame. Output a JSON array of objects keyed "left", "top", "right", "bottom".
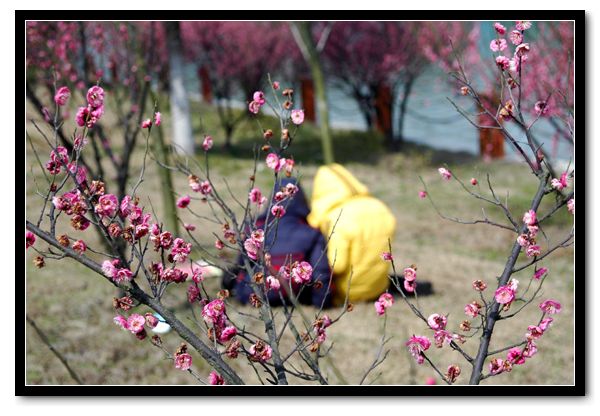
[
  {"left": 323, "top": 21, "right": 431, "bottom": 147},
  {"left": 26, "top": 21, "right": 179, "bottom": 236},
  {"left": 181, "top": 21, "right": 294, "bottom": 150}
]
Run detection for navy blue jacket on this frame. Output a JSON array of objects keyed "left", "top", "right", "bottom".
[{"left": 234, "top": 178, "right": 332, "bottom": 308}]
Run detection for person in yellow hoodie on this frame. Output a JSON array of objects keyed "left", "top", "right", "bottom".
[{"left": 307, "top": 164, "right": 397, "bottom": 306}]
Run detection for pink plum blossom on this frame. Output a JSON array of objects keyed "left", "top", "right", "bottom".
[
  {"left": 510, "top": 30, "right": 523, "bottom": 45},
  {"left": 515, "top": 21, "right": 532, "bottom": 31},
  {"left": 95, "top": 194, "right": 118, "bottom": 218},
  {"left": 523, "top": 210, "right": 537, "bottom": 226},
  {"left": 127, "top": 313, "right": 146, "bottom": 334},
  {"left": 253, "top": 91, "right": 266, "bottom": 105},
  {"left": 113, "top": 315, "right": 129, "bottom": 331},
  {"left": 114, "top": 267, "right": 133, "bottom": 284},
  {"left": 145, "top": 313, "right": 159, "bottom": 328},
  {"left": 526, "top": 245, "right": 541, "bottom": 258},
  {"left": 533, "top": 267, "right": 548, "bottom": 280},
  {"left": 403, "top": 267, "right": 417, "bottom": 282},
  {"left": 272, "top": 81, "right": 280, "bottom": 90},
  {"left": 202, "top": 299, "right": 226, "bottom": 324},
  {"left": 494, "top": 23, "right": 506, "bottom": 35},
  {"left": 567, "top": 198, "right": 574, "bottom": 214},
  {"left": 248, "top": 341, "right": 273, "bottom": 362},
  {"left": 174, "top": 352, "right": 192, "bottom": 371},
  {"left": 464, "top": 302, "right": 481, "bottom": 318},
  {"left": 494, "top": 286, "right": 515, "bottom": 304},
  {"left": 54, "top": 86, "right": 71, "bottom": 106},
  {"left": 26, "top": 232, "right": 36, "bottom": 249},
  {"left": 427, "top": 313, "right": 447, "bottom": 330},
  {"left": 102, "top": 260, "right": 118, "bottom": 278},
  {"left": 438, "top": 167, "right": 452, "bottom": 180},
  {"left": 489, "top": 358, "right": 505, "bottom": 375},
  {"left": 496, "top": 55, "right": 510, "bottom": 70},
  {"left": 540, "top": 317, "right": 554, "bottom": 331},
  {"left": 291, "top": 109, "right": 305, "bottom": 125},
  {"left": 551, "top": 172, "right": 569, "bottom": 191},
  {"left": 177, "top": 195, "right": 191, "bottom": 209},
  {"left": 219, "top": 326, "right": 237, "bottom": 343},
  {"left": 406, "top": 335, "right": 431, "bottom": 365},
  {"left": 141, "top": 118, "right": 152, "bottom": 129},
  {"left": 154, "top": 112, "right": 161, "bottom": 126},
  {"left": 381, "top": 252, "right": 393, "bottom": 261},
  {"left": 291, "top": 261, "right": 313, "bottom": 284},
  {"left": 86, "top": 86, "right": 105, "bottom": 108},
  {"left": 249, "top": 187, "right": 267, "bottom": 206},
  {"left": 265, "top": 153, "right": 280, "bottom": 171},
  {"left": 208, "top": 371, "right": 225, "bottom": 385},
  {"left": 72, "top": 239, "right": 87, "bottom": 254},
  {"left": 202, "top": 135, "right": 213, "bottom": 151},
  {"left": 507, "top": 348, "right": 526, "bottom": 365},
  {"left": 271, "top": 204, "right": 286, "bottom": 218},
  {"left": 374, "top": 292, "right": 394, "bottom": 316},
  {"left": 266, "top": 275, "right": 281, "bottom": 291},
  {"left": 170, "top": 238, "right": 192, "bottom": 263},
  {"left": 419, "top": 191, "right": 427, "bottom": 199},
  {"left": 539, "top": 299, "right": 562, "bottom": 315},
  {"left": 248, "top": 101, "right": 261, "bottom": 114},
  {"left": 490, "top": 38, "right": 507, "bottom": 52}
]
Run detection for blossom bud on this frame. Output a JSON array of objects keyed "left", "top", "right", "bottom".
[
  {"left": 58, "top": 234, "right": 70, "bottom": 247},
  {"left": 263, "top": 129, "right": 273, "bottom": 139},
  {"left": 34, "top": 256, "right": 45, "bottom": 268}
]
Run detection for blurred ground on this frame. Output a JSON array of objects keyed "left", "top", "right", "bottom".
[{"left": 25, "top": 98, "right": 574, "bottom": 386}]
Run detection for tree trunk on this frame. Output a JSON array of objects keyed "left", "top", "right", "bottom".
[
  {"left": 165, "top": 22, "right": 194, "bottom": 155},
  {"left": 291, "top": 22, "right": 335, "bottom": 164},
  {"left": 152, "top": 92, "right": 179, "bottom": 235},
  {"left": 394, "top": 77, "right": 415, "bottom": 148}
]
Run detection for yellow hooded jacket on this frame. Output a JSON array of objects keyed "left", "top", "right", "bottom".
[{"left": 307, "top": 164, "right": 396, "bottom": 306}]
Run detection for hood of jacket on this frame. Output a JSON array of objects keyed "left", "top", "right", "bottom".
[{"left": 307, "top": 164, "right": 370, "bottom": 231}]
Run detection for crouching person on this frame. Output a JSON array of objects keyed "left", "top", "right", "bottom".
[{"left": 232, "top": 177, "right": 332, "bottom": 308}]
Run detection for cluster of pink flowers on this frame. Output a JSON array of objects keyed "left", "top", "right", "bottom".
[
  {"left": 175, "top": 351, "right": 193, "bottom": 371},
  {"left": 248, "top": 340, "right": 273, "bottom": 362},
  {"left": 45, "top": 146, "right": 70, "bottom": 175},
  {"left": 403, "top": 266, "right": 417, "bottom": 292},
  {"left": 291, "top": 261, "right": 313, "bottom": 285},
  {"left": 312, "top": 314, "right": 332, "bottom": 347},
  {"left": 406, "top": 335, "right": 431, "bottom": 365},
  {"left": 249, "top": 187, "right": 267, "bottom": 207},
  {"left": 244, "top": 229, "right": 264, "bottom": 261},
  {"left": 188, "top": 175, "right": 212, "bottom": 195},
  {"left": 264, "top": 153, "right": 295, "bottom": 176},
  {"left": 374, "top": 293, "right": 394, "bottom": 316},
  {"left": 489, "top": 298, "right": 560, "bottom": 376},
  {"left": 517, "top": 209, "right": 541, "bottom": 258},
  {"left": 113, "top": 312, "right": 157, "bottom": 340},
  {"left": 551, "top": 171, "right": 569, "bottom": 191},
  {"left": 200, "top": 298, "right": 238, "bottom": 345},
  {"left": 490, "top": 21, "right": 533, "bottom": 74},
  {"left": 102, "top": 259, "right": 133, "bottom": 284},
  {"left": 170, "top": 238, "right": 192, "bottom": 263},
  {"left": 141, "top": 112, "right": 161, "bottom": 129},
  {"left": 248, "top": 91, "right": 266, "bottom": 114},
  {"left": 76, "top": 86, "right": 105, "bottom": 128}
]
